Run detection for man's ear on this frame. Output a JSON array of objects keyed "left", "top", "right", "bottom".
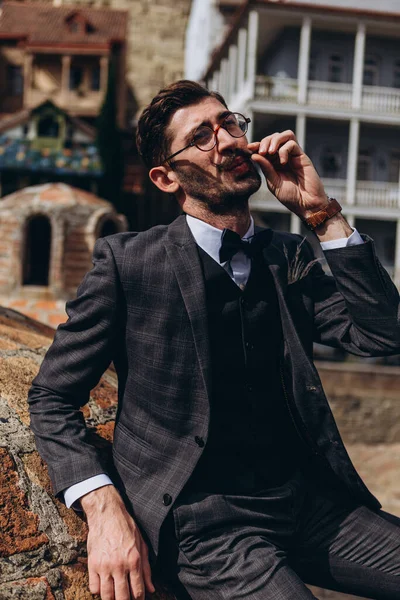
[{"left": 149, "top": 165, "right": 180, "bottom": 194}]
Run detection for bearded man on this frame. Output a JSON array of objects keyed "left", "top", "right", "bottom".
[{"left": 29, "top": 80, "right": 400, "bottom": 600}]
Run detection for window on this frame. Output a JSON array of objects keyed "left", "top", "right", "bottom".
[
  {"left": 98, "top": 218, "right": 119, "bottom": 238},
  {"left": 321, "top": 147, "right": 342, "bottom": 178},
  {"left": 7, "top": 65, "right": 23, "bottom": 96},
  {"left": 357, "top": 150, "right": 372, "bottom": 181},
  {"left": 23, "top": 216, "right": 52, "bottom": 286},
  {"left": 393, "top": 60, "right": 400, "bottom": 88},
  {"left": 308, "top": 52, "right": 317, "bottom": 81},
  {"left": 328, "top": 54, "right": 344, "bottom": 83},
  {"left": 37, "top": 116, "right": 59, "bottom": 138},
  {"left": 91, "top": 65, "right": 101, "bottom": 91},
  {"left": 363, "top": 55, "right": 380, "bottom": 86},
  {"left": 69, "top": 66, "right": 83, "bottom": 90},
  {"left": 389, "top": 150, "right": 400, "bottom": 183}
]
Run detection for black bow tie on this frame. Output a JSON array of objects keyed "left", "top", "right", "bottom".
[{"left": 219, "top": 228, "right": 272, "bottom": 263}]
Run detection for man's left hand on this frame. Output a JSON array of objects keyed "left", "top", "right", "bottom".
[{"left": 248, "top": 130, "right": 328, "bottom": 218}]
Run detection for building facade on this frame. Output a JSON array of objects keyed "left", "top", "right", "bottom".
[
  {"left": 188, "top": 0, "right": 400, "bottom": 285},
  {"left": 0, "top": 2, "right": 127, "bottom": 126}
]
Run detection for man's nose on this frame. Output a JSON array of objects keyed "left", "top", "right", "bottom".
[{"left": 214, "top": 125, "right": 236, "bottom": 153}]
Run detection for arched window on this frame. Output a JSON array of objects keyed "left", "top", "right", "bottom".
[
  {"left": 98, "top": 218, "right": 119, "bottom": 238},
  {"left": 37, "top": 116, "right": 59, "bottom": 138},
  {"left": 23, "top": 215, "right": 52, "bottom": 286}
]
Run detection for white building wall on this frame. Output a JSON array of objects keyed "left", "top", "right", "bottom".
[
  {"left": 185, "top": 0, "right": 228, "bottom": 81},
  {"left": 285, "top": 0, "right": 400, "bottom": 13}
]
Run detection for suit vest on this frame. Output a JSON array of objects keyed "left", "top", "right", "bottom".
[{"left": 185, "top": 248, "right": 309, "bottom": 495}]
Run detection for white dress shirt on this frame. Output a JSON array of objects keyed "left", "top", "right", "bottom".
[{"left": 64, "top": 216, "right": 363, "bottom": 509}]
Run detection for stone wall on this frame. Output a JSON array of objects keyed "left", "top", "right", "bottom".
[{"left": 0, "top": 310, "right": 399, "bottom": 599}]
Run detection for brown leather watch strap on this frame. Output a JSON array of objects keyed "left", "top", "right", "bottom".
[{"left": 302, "top": 198, "right": 342, "bottom": 230}]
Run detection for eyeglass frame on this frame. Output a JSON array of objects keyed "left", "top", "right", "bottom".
[{"left": 163, "top": 112, "right": 251, "bottom": 164}]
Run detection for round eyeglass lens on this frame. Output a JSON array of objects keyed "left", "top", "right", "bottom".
[
  {"left": 193, "top": 126, "right": 215, "bottom": 152},
  {"left": 225, "top": 113, "right": 248, "bottom": 137}
]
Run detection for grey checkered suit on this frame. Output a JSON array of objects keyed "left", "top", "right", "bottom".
[{"left": 28, "top": 215, "right": 400, "bottom": 557}]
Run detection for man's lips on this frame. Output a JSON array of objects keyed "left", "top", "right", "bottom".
[{"left": 217, "top": 153, "right": 252, "bottom": 172}]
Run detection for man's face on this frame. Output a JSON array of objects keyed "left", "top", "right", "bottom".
[{"left": 165, "top": 97, "right": 261, "bottom": 214}]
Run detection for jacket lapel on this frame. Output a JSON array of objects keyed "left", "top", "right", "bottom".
[{"left": 164, "top": 215, "right": 211, "bottom": 401}]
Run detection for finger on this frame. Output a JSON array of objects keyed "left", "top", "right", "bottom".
[
  {"left": 113, "top": 571, "right": 131, "bottom": 600},
  {"left": 251, "top": 153, "right": 280, "bottom": 185},
  {"left": 88, "top": 569, "right": 101, "bottom": 596},
  {"left": 140, "top": 539, "right": 155, "bottom": 593},
  {"left": 267, "top": 130, "right": 297, "bottom": 154},
  {"left": 129, "top": 558, "right": 145, "bottom": 600},
  {"left": 278, "top": 140, "right": 302, "bottom": 165},
  {"left": 100, "top": 573, "right": 115, "bottom": 600}
]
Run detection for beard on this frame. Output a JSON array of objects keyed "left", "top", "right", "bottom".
[{"left": 172, "top": 150, "right": 262, "bottom": 215}]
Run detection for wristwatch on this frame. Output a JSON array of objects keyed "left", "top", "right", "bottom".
[{"left": 302, "top": 198, "right": 342, "bottom": 230}]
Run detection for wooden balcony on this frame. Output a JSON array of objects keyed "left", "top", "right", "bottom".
[{"left": 26, "top": 88, "right": 104, "bottom": 116}]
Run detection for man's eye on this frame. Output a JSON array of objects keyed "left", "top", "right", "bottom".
[
  {"left": 194, "top": 128, "right": 212, "bottom": 144},
  {"left": 224, "top": 115, "right": 238, "bottom": 126}
]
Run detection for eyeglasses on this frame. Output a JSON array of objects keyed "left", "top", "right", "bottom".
[{"left": 163, "top": 112, "right": 251, "bottom": 163}]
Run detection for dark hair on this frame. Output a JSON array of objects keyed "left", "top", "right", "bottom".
[{"left": 136, "top": 80, "right": 228, "bottom": 169}]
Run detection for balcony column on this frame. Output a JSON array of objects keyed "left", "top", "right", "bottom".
[
  {"left": 297, "top": 16, "right": 312, "bottom": 105},
  {"left": 228, "top": 44, "right": 238, "bottom": 101},
  {"left": 23, "top": 53, "right": 33, "bottom": 106},
  {"left": 61, "top": 55, "right": 71, "bottom": 104},
  {"left": 395, "top": 219, "right": 400, "bottom": 288},
  {"left": 352, "top": 22, "right": 366, "bottom": 110},
  {"left": 237, "top": 28, "right": 247, "bottom": 91},
  {"left": 246, "top": 11, "right": 259, "bottom": 96},
  {"left": 346, "top": 118, "right": 360, "bottom": 205},
  {"left": 220, "top": 58, "right": 229, "bottom": 99},
  {"left": 100, "top": 55, "right": 109, "bottom": 94}
]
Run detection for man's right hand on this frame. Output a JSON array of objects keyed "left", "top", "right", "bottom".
[{"left": 80, "top": 485, "right": 155, "bottom": 600}]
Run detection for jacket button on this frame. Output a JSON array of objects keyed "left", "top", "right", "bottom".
[
  {"left": 306, "top": 385, "right": 317, "bottom": 392},
  {"left": 163, "top": 494, "right": 172, "bottom": 506},
  {"left": 195, "top": 436, "right": 205, "bottom": 447}
]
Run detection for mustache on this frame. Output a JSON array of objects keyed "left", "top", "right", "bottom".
[{"left": 213, "top": 149, "right": 253, "bottom": 172}]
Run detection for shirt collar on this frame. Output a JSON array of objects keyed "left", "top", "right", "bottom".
[{"left": 186, "top": 214, "right": 254, "bottom": 265}]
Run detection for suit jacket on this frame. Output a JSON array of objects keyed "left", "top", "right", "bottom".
[{"left": 28, "top": 215, "right": 400, "bottom": 556}]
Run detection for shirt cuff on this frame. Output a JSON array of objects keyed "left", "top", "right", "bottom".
[
  {"left": 320, "top": 228, "right": 364, "bottom": 251},
  {"left": 64, "top": 474, "right": 114, "bottom": 510}
]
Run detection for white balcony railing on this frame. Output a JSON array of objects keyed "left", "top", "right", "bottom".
[
  {"left": 355, "top": 181, "right": 400, "bottom": 209},
  {"left": 362, "top": 85, "right": 400, "bottom": 114},
  {"left": 255, "top": 76, "right": 400, "bottom": 115},
  {"left": 323, "top": 178, "right": 400, "bottom": 210},
  {"left": 308, "top": 80, "right": 352, "bottom": 109},
  {"left": 255, "top": 75, "right": 298, "bottom": 103}
]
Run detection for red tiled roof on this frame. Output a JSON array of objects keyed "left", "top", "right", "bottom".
[{"left": 0, "top": 2, "right": 127, "bottom": 46}]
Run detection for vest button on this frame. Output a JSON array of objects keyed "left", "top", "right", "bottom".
[
  {"left": 163, "top": 493, "right": 172, "bottom": 506},
  {"left": 246, "top": 384, "right": 253, "bottom": 393},
  {"left": 195, "top": 436, "right": 205, "bottom": 448}
]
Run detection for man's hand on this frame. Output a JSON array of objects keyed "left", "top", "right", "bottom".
[
  {"left": 80, "top": 485, "right": 155, "bottom": 600},
  {"left": 248, "top": 130, "right": 328, "bottom": 218}
]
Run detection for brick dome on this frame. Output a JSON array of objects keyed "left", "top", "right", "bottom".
[
  {"left": 0, "top": 182, "right": 112, "bottom": 210},
  {"left": 0, "top": 183, "right": 128, "bottom": 327}
]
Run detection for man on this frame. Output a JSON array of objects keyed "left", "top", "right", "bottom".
[{"left": 29, "top": 80, "right": 400, "bottom": 600}]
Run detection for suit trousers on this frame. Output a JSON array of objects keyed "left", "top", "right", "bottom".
[{"left": 158, "top": 471, "right": 400, "bottom": 600}]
